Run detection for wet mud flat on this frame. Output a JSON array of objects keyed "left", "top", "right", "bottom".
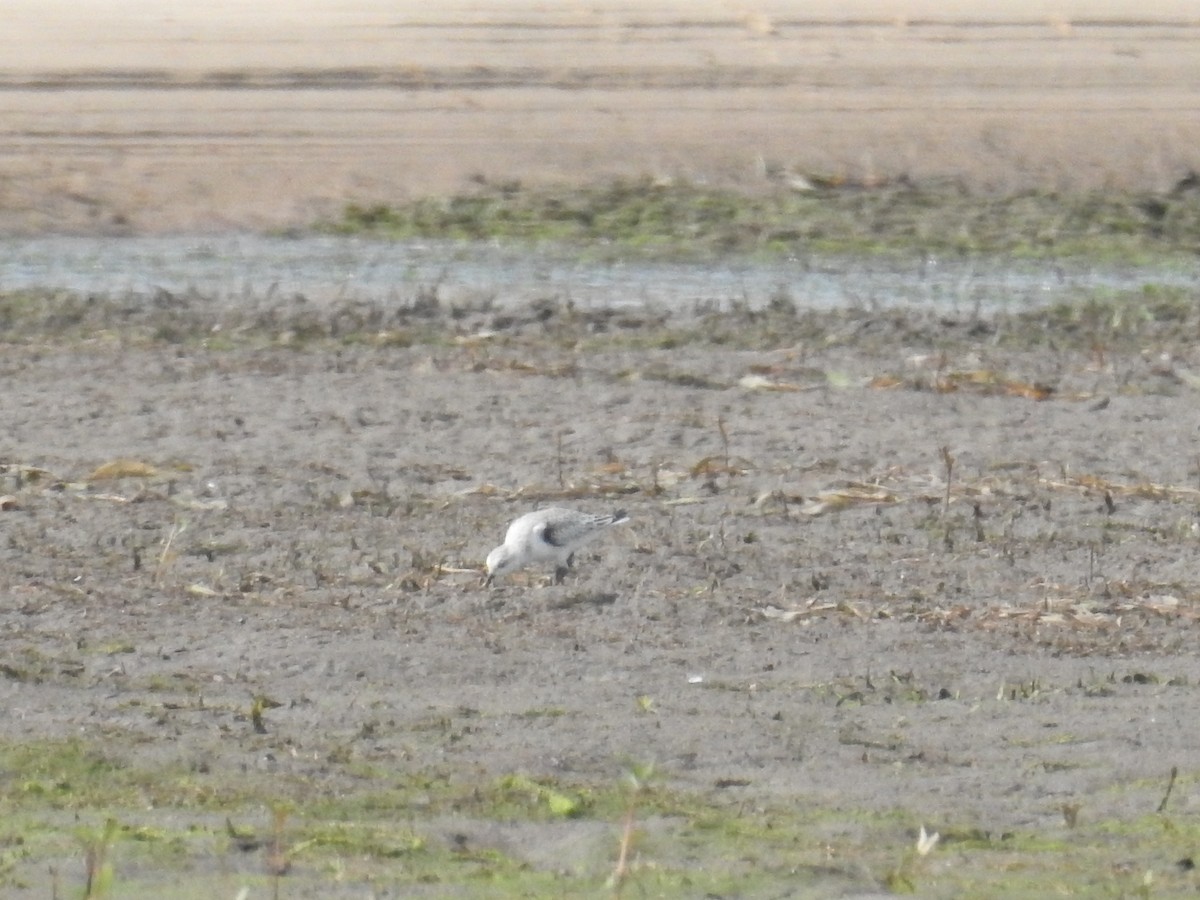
[{"left": 2, "top": 292, "right": 1200, "bottom": 896}]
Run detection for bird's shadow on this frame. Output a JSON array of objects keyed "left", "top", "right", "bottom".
[{"left": 548, "top": 591, "right": 619, "bottom": 610}]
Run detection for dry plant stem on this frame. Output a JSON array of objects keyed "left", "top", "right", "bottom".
[
  {"left": 611, "top": 803, "right": 637, "bottom": 897},
  {"left": 268, "top": 806, "right": 290, "bottom": 898},
  {"left": 81, "top": 818, "right": 117, "bottom": 900},
  {"left": 1158, "top": 765, "right": 1179, "bottom": 813},
  {"left": 154, "top": 519, "right": 185, "bottom": 585},
  {"left": 556, "top": 429, "right": 566, "bottom": 489},
  {"left": 718, "top": 415, "right": 730, "bottom": 471},
  {"left": 940, "top": 445, "right": 955, "bottom": 519},
  {"left": 84, "top": 846, "right": 102, "bottom": 899}
]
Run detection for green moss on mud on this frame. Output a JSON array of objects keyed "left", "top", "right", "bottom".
[
  {"left": 325, "top": 177, "right": 1200, "bottom": 262},
  {"left": 1, "top": 740, "right": 1199, "bottom": 896}
]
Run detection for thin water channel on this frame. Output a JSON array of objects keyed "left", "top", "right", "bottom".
[{"left": 0, "top": 235, "right": 1194, "bottom": 317}]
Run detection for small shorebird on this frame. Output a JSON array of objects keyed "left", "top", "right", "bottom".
[{"left": 484, "top": 507, "right": 629, "bottom": 586}]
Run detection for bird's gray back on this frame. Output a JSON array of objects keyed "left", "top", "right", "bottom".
[{"left": 541, "top": 508, "right": 623, "bottom": 549}]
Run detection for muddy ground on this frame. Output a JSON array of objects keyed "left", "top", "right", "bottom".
[{"left": 2, "top": 299, "right": 1200, "bottom": 895}]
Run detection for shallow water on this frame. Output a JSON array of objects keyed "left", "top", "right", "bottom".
[{"left": 0, "top": 234, "right": 1194, "bottom": 314}]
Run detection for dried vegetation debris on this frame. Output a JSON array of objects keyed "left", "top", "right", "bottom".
[{"left": 3, "top": 330, "right": 1198, "bottom": 649}]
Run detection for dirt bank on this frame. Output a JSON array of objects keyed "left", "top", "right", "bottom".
[{"left": 2, "top": 1, "right": 1199, "bottom": 234}]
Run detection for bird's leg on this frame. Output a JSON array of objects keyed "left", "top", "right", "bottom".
[
  {"left": 554, "top": 565, "right": 568, "bottom": 584},
  {"left": 553, "top": 553, "right": 576, "bottom": 585}
]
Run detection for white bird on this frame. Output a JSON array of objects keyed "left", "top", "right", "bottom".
[{"left": 485, "top": 507, "right": 630, "bottom": 586}]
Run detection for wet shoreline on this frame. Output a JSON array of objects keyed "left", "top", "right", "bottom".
[{"left": 3, "top": 234, "right": 1196, "bottom": 319}]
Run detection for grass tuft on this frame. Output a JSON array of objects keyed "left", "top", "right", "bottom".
[{"left": 324, "top": 177, "right": 1200, "bottom": 262}]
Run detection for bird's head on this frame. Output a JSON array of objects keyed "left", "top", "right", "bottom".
[{"left": 484, "top": 545, "right": 517, "bottom": 586}]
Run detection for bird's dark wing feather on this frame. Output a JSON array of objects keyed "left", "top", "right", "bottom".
[{"left": 540, "top": 520, "right": 570, "bottom": 547}]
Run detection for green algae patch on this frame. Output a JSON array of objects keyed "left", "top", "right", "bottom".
[
  {"left": 325, "top": 177, "right": 1200, "bottom": 263},
  {"left": 2, "top": 739, "right": 1200, "bottom": 897}
]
